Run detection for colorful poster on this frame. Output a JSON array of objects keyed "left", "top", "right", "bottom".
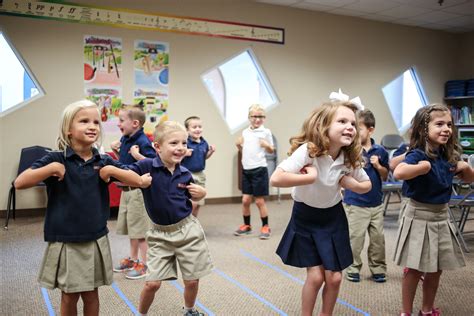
[
  {"left": 134, "top": 40, "right": 169, "bottom": 135},
  {"left": 84, "top": 35, "right": 122, "bottom": 134}
]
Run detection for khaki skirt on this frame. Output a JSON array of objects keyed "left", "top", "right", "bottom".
[
  {"left": 393, "top": 199, "right": 465, "bottom": 272},
  {"left": 38, "top": 235, "right": 113, "bottom": 293}
]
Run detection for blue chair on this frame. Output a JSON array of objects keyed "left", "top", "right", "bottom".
[{"left": 5, "top": 145, "right": 51, "bottom": 229}]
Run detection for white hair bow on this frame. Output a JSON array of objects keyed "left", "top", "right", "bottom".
[{"left": 329, "top": 88, "right": 364, "bottom": 111}]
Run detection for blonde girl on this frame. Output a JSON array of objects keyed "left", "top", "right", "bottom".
[
  {"left": 393, "top": 104, "right": 474, "bottom": 316},
  {"left": 14, "top": 100, "right": 151, "bottom": 316},
  {"left": 271, "top": 101, "right": 371, "bottom": 316}
]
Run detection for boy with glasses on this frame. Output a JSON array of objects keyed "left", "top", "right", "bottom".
[{"left": 235, "top": 104, "right": 274, "bottom": 239}]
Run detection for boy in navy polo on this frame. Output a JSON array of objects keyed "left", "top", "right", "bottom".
[
  {"left": 182, "top": 116, "right": 216, "bottom": 216},
  {"left": 343, "top": 110, "right": 389, "bottom": 283},
  {"left": 111, "top": 104, "right": 156, "bottom": 280},
  {"left": 129, "top": 121, "right": 213, "bottom": 316}
]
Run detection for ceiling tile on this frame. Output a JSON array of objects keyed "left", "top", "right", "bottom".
[
  {"left": 328, "top": 7, "right": 366, "bottom": 17},
  {"left": 293, "top": 1, "right": 337, "bottom": 11},
  {"left": 301, "top": 0, "right": 359, "bottom": 7},
  {"left": 441, "top": 1, "right": 474, "bottom": 14},
  {"left": 413, "top": 10, "right": 462, "bottom": 23},
  {"left": 378, "top": 5, "right": 434, "bottom": 18},
  {"left": 342, "top": 0, "right": 401, "bottom": 13},
  {"left": 393, "top": 0, "right": 470, "bottom": 9},
  {"left": 441, "top": 15, "right": 474, "bottom": 27},
  {"left": 358, "top": 14, "right": 398, "bottom": 22}
]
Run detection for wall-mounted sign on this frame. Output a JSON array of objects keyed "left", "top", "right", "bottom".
[{"left": 0, "top": 0, "right": 285, "bottom": 44}]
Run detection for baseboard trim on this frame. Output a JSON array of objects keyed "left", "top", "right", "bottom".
[
  {"left": 0, "top": 208, "right": 46, "bottom": 218},
  {"left": 0, "top": 194, "right": 292, "bottom": 218}
]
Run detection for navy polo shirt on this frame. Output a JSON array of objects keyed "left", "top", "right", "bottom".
[
  {"left": 344, "top": 139, "right": 389, "bottom": 207},
  {"left": 393, "top": 143, "right": 410, "bottom": 197},
  {"left": 119, "top": 128, "right": 156, "bottom": 164},
  {"left": 129, "top": 156, "right": 194, "bottom": 225},
  {"left": 403, "top": 149, "right": 456, "bottom": 204},
  {"left": 181, "top": 137, "right": 209, "bottom": 172},
  {"left": 31, "top": 147, "right": 126, "bottom": 242}
]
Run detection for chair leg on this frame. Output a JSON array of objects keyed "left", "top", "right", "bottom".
[
  {"left": 12, "top": 187, "right": 16, "bottom": 220},
  {"left": 383, "top": 192, "right": 389, "bottom": 216},
  {"left": 5, "top": 186, "right": 14, "bottom": 230},
  {"left": 448, "top": 206, "right": 469, "bottom": 253}
]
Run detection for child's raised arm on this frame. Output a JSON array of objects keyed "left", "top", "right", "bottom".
[
  {"left": 393, "top": 161, "right": 431, "bottom": 180},
  {"left": 270, "top": 165, "right": 317, "bottom": 188},
  {"left": 14, "top": 162, "right": 65, "bottom": 189},
  {"left": 100, "top": 165, "right": 152, "bottom": 188}
]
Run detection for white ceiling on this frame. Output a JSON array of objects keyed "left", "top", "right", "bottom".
[{"left": 256, "top": 0, "right": 474, "bottom": 33}]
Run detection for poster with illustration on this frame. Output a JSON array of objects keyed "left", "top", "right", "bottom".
[
  {"left": 84, "top": 35, "right": 122, "bottom": 135},
  {"left": 134, "top": 40, "right": 169, "bottom": 136}
]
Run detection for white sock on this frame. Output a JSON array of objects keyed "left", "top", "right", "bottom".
[
  {"left": 138, "top": 313, "right": 147, "bottom": 316},
  {"left": 184, "top": 306, "right": 195, "bottom": 312}
]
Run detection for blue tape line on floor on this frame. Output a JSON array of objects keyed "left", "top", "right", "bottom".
[
  {"left": 240, "top": 249, "right": 370, "bottom": 316},
  {"left": 171, "top": 280, "right": 215, "bottom": 316},
  {"left": 214, "top": 268, "right": 287, "bottom": 316},
  {"left": 41, "top": 288, "right": 55, "bottom": 316},
  {"left": 111, "top": 282, "right": 138, "bottom": 315}
]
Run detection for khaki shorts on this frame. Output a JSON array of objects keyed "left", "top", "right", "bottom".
[
  {"left": 191, "top": 171, "right": 206, "bottom": 206},
  {"left": 38, "top": 235, "right": 113, "bottom": 293},
  {"left": 117, "top": 189, "right": 151, "bottom": 238},
  {"left": 146, "top": 215, "right": 214, "bottom": 281}
]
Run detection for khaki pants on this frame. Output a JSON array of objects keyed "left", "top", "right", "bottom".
[{"left": 344, "top": 204, "right": 387, "bottom": 275}]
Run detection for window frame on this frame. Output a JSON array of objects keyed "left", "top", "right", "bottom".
[
  {"left": 382, "top": 66, "right": 428, "bottom": 134},
  {"left": 201, "top": 47, "right": 279, "bottom": 133},
  {"left": 0, "top": 28, "right": 45, "bottom": 117}
]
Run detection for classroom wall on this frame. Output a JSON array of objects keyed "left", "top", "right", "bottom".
[
  {"left": 459, "top": 32, "right": 474, "bottom": 78},
  {"left": 0, "top": 0, "right": 466, "bottom": 210}
]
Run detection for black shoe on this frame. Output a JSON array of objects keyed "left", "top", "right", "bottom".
[
  {"left": 372, "top": 273, "right": 386, "bottom": 283},
  {"left": 346, "top": 273, "right": 360, "bottom": 282}
]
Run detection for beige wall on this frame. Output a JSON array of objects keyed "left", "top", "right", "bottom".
[
  {"left": 459, "top": 32, "right": 474, "bottom": 78},
  {"left": 0, "top": 0, "right": 466, "bottom": 210}
]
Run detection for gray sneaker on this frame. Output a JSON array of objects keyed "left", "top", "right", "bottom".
[
  {"left": 183, "top": 308, "right": 204, "bottom": 316},
  {"left": 125, "top": 261, "right": 148, "bottom": 280},
  {"left": 234, "top": 224, "right": 252, "bottom": 236},
  {"left": 259, "top": 225, "right": 271, "bottom": 240}
]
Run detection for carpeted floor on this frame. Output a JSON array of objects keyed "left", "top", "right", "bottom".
[{"left": 1, "top": 200, "right": 473, "bottom": 315}]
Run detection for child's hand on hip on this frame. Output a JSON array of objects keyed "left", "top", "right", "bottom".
[{"left": 187, "top": 183, "right": 207, "bottom": 201}]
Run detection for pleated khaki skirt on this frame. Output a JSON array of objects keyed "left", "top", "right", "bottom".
[
  {"left": 393, "top": 199, "right": 465, "bottom": 273},
  {"left": 38, "top": 235, "right": 113, "bottom": 293}
]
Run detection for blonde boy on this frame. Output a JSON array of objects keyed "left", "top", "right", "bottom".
[
  {"left": 235, "top": 104, "right": 274, "bottom": 239},
  {"left": 111, "top": 104, "right": 156, "bottom": 279},
  {"left": 129, "top": 121, "right": 213, "bottom": 316}
]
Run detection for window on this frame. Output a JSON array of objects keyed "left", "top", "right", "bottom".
[
  {"left": 382, "top": 67, "right": 428, "bottom": 134},
  {"left": 0, "top": 30, "right": 44, "bottom": 116},
  {"left": 201, "top": 48, "right": 279, "bottom": 133}
]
